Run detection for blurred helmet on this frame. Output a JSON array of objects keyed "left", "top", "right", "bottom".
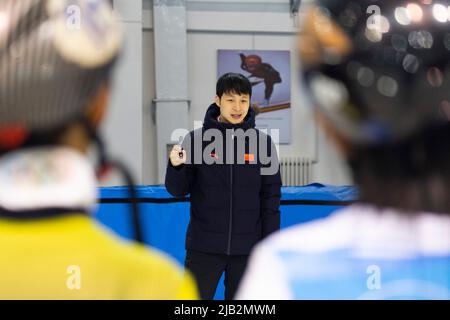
[
  {"left": 300, "top": 0, "right": 450, "bottom": 145},
  {"left": 0, "top": 0, "right": 122, "bottom": 150}
]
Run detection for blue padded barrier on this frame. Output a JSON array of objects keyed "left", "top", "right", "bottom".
[{"left": 96, "top": 184, "right": 358, "bottom": 299}]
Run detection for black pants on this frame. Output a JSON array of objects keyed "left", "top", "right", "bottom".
[{"left": 185, "top": 250, "right": 249, "bottom": 300}]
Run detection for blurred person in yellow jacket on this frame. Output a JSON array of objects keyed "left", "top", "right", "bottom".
[{"left": 0, "top": 0, "right": 197, "bottom": 300}]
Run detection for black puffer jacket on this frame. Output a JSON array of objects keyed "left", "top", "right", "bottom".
[{"left": 165, "top": 103, "right": 282, "bottom": 255}]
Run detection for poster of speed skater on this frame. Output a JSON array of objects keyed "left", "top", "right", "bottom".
[{"left": 218, "top": 50, "right": 291, "bottom": 144}]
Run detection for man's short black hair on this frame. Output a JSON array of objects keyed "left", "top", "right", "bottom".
[{"left": 216, "top": 73, "right": 252, "bottom": 99}]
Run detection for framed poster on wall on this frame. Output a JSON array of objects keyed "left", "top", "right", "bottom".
[{"left": 218, "top": 50, "right": 291, "bottom": 144}]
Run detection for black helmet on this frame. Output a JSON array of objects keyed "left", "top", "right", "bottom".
[
  {"left": 0, "top": 0, "right": 122, "bottom": 150},
  {"left": 300, "top": 0, "right": 450, "bottom": 145}
]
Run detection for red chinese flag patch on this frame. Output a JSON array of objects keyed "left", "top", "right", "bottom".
[{"left": 244, "top": 153, "right": 255, "bottom": 162}]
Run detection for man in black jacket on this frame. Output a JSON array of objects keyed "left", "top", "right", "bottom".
[{"left": 165, "top": 73, "right": 282, "bottom": 299}]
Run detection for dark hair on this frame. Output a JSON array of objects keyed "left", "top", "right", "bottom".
[
  {"left": 216, "top": 73, "right": 252, "bottom": 99},
  {"left": 349, "top": 124, "right": 450, "bottom": 214}
]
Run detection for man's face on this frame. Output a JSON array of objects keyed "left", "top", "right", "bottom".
[{"left": 215, "top": 92, "right": 250, "bottom": 124}]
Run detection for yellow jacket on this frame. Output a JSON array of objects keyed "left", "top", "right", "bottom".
[{"left": 0, "top": 214, "right": 198, "bottom": 300}]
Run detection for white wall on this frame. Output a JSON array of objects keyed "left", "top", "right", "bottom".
[
  {"left": 142, "top": 28, "right": 158, "bottom": 184},
  {"left": 100, "top": 0, "right": 143, "bottom": 186},
  {"left": 108, "top": 0, "right": 352, "bottom": 186}
]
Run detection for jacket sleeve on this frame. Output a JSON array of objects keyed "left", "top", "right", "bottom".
[
  {"left": 165, "top": 162, "right": 195, "bottom": 197},
  {"left": 260, "top": 135, "right": 282, "bottom": 238},
  {"left": 165, "top": 132, "right": 196, "bottom": 197}
]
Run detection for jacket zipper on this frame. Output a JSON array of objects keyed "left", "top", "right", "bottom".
[
  {"left": 227, "top": 132, "right": 234, "bottom": 255},
  {"left": 227, "top": 163, "right": 233, "bottom": 255}
]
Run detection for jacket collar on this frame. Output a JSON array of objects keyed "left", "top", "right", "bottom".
[
  {"left": 203, "top": 103, "right": 256, "bottom": 131},
  {"left": 0, "top": 146, "right": 97, "bottom": 213}
]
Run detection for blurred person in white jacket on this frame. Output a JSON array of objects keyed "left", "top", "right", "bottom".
[{"left": 237, "top": 0, "right": 450, "bottom": 300}]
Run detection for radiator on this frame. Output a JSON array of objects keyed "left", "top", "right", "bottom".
[{"left": 280, "top": 157, "right": 313, "bottom": 186}]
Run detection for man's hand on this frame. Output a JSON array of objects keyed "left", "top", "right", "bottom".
[{"left": 169, "top": 145, "right": 187, "bottom": 167}]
